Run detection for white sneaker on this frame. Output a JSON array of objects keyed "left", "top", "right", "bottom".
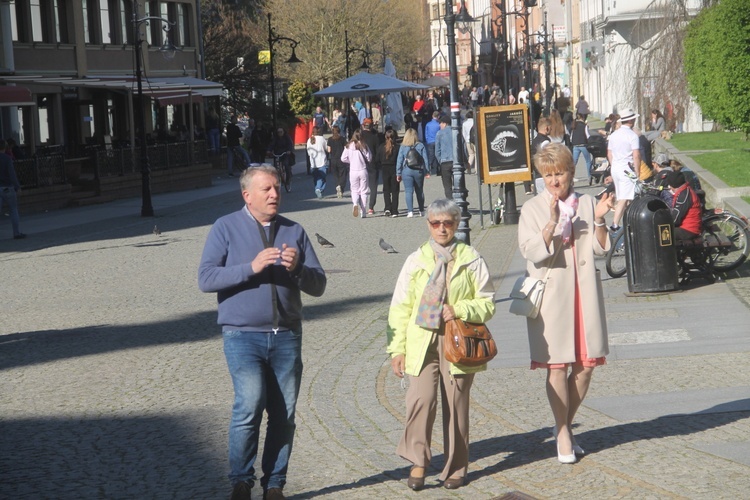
[
  {"left": 415, "top": 211, "right": 422, "bottom": 217},
  {"left": 407, "top": 212, "right": 413, "bottom": 218},
  {"left": 336, "top": 186, "right": 342, "bottom": 198},
  {"left": 315, "top": 188, "right": 322, "bottom": 199}
]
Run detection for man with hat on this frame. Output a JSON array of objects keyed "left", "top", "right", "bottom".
[
  {"left": 666, "top": 170, "right": 702, "bottom": 241},
  {"left": 606, "top": 108, "right": 642, "bottom": 232}
]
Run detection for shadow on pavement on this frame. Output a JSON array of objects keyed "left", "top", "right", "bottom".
[
  {"left": 0, "top": 311, "right": 219, "bottom": 371},
  {"left": 0, "top": 413, "right": 226, "bottom": 499},
  {"left": 294, "top": 400, "right": 749, "bottom": 497}
]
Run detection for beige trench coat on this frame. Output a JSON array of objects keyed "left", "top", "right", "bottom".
[{"left": 518, "top": 191, "right": 610, "bottom": 364}]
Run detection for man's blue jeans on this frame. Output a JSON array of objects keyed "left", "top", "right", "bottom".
[
  {"left": 572, "top": 145, "right": 593, "bottom": 178},
  {"left": 223, "top": 330, "right": 303, "bottom": 490},
  {"left": 312, "top": 166, "right": 327, "bottom": 194}
]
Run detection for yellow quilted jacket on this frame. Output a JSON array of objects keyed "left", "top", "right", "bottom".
[{"left": 386, "top": 240, "right": 496, "bottom": 376}]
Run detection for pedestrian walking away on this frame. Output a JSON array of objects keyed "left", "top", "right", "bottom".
[
  {"left": 360, "top": 118, "right": 383, "bottom": 214},
  {"left": 424, "top": 111, "right": 441, "bottom": 177},
  {"left": 0, "top": 139, "right": 25, "bottom": 239},
  {"left": 387, "top": 198, "right": 495, "bottom": 491},
  {"left": 518, "top": 143, "right": 612, "bottom": 464},
  {"left": 375, "top": 128, "right": 401, "bottom": 217},
  {"left": 607, "top": 109, "right": 641, "bottom": 232},
  {"left": 198, "top": 166, "right": 327, "bottom": 500},
  {"left": 226, "top": 115, "right": 251, "bottom": 176},
  {"left": 396, "top": 128, "right": 429, "bottom": 218},
  {"left": 327, "top": 125, "right": 348, "bottom": 199},
  {"left": 570, "top": 114, "right": 593, "bottom": 180},
  {"left": 306, "top": 126, "right": 328, "bottom": 199},
  {"left": 435, "top": 115, "right": 466, "bottom": 200},
  {"left": 340, "top": 129, "right": 372, "bottom": 218}
]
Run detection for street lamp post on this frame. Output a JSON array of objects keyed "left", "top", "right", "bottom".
[
  {"left": 132, "top": 11, "right": 176, "bottom": 217},
  {"left": 446, "top": 0, "right": 475, "bottom": 243},
  {"left": 267, "top": 13, "right": 302, "bottom": 132},
  {"left": 344, "top": 30, "right": 370, "bottom": 78}
]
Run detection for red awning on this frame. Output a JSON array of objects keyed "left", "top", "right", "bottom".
[{"left": 0, "top": 86, "right": 35, "bottom": 107}]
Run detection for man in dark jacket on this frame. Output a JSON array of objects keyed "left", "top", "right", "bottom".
[
  {"left": 226, "top": 115, "right": 251, "bottom": 176},
  {"left": 360, "top": 118, "right": 383, "bottom": 214},
  {"left": 0, "top": 139, "right": 25, "bottom": 239}
]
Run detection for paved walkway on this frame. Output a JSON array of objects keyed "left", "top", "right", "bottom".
[{"left": 1, "top": 152, "right": 749, "bottom": 499}]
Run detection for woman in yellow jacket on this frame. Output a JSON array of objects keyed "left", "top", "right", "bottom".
[{"left": 386, "top": 198, "right": 495, "bottom": 491}]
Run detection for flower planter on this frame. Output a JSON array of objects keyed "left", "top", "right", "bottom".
[{"left": 293, "top": 117, "right": 311, "bottom": 145}]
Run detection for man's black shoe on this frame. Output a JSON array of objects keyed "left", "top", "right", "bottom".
[
  {"left": 264, "top": 487, "right": 284, "bottom": 500},
  {"left": 13, "top": 233, "right": 27, "bottom": 239},
  {"left": 230, "top": 481, "right": 252, "bottom": 500}
]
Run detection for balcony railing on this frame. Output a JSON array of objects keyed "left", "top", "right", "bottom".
[{"left": 15, "top": 154, "right": 66, "bottom": 188}]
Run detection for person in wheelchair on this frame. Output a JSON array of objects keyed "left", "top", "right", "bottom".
[{"left": 667, "top": 171, "right": 702, "bottom": 242}]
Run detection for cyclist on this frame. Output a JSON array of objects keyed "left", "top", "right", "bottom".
[
  {"left": 666, "top": 171, "right": 702, "bottom": 242},
  {"left": 267, "top": 127, "right": 295, "bottom": 177}
]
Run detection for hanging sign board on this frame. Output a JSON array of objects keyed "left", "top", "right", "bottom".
[{"left": 476, "top": 104, "right": 532, "bottom": 184}]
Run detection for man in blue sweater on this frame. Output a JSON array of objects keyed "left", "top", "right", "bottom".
[
  {"left": 424, "top": 111, "right": 441, "bottom": 176},
  {"left": 198, "top": 166, "right": 326, "bottom": 500}
]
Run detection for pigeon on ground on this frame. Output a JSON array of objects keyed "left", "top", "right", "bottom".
[
  {"left": 315, "top": 233, "right": 335, "bottom": 248},
  {"left": 153, "top": 225, "right": 161, "bottom": 236},
  {"left": 379, "top": 238, "right": 398, "bottom": 253}
]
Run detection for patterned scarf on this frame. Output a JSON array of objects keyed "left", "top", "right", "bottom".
[
  {"left": 557, "top": 191, "right": 579, "bottom": 245},
  {"left": 415, "top": 239, "right": 456, "bottom": 330}
]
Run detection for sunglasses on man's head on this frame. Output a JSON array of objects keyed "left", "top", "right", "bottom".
[{"left": 428, "top": 220, "right": 456, "bottom": 229}]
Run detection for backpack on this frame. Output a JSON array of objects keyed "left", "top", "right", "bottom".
[{"left": 405, "top": 146, "right": 424, "bottom": 169}]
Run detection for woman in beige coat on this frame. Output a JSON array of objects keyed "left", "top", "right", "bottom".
[{"left": 518, "top": 143, "right": 613, "bottom": 464}]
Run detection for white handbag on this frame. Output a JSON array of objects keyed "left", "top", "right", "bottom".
[
  {"left": 509, "top": 276, "right": 548, "bottom": 318},
  {"left": 509, "top": 246, "right": 561, "bottom": 319}
]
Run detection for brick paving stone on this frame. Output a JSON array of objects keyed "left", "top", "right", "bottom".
[{"left": 1, "top": 159, "right": 749, "bottom": 499}]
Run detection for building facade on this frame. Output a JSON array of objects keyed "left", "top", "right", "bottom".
[{"left": 0, "top": 0, "right": 220, "bottom": 210}]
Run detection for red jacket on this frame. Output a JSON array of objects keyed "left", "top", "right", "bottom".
[{"left": 671, "top": 184, "right": 702, "bottom": 235}]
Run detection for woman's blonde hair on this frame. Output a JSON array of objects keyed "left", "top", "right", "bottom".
[
  {"left": 548, "top": 112, "right": 565, "bottom": 139},
  {"left": 402, "top": 128, "right": 419, "bottom": 146},
  {"left": 533, "top": 143, "right": 575, "bottom": 177}
]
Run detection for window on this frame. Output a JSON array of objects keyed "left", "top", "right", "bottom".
[
  {"left": 144, "top": 2, "right": 153, "bottom": 45},
  {"left": 120, "top": 0, "right": 133, "bottom": 45},
  {"left": 53, "top": 0, "right": 67, "bottom": 43},
  {"left": 159, "top": 2, "right": 169, "bottom": 46},
  {"left": 30, "top": 0, "right": 44, "bottom": 42},
  {"left": 99, "top": 0, "right": 112, "bottom": 43},
  {"left": 176, "top": 3, "right": 188, "bottom": 46},
  {"left": 10, "top": 1, "right": 19, "bottom": 42},
  {"left": 83, "top": 0, "right": 97, "bottom": 43}
]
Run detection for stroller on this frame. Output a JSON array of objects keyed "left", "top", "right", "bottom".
[{"left": 586, "top": 134, "right": 609, "bottom": 185}]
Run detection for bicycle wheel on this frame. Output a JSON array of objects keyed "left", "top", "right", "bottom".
[
  {"left": 605, "top": 230, "right": 627, "bottom": 278},
  {"left": 704, "top": 213, "right": 750, "bottom": 272}
]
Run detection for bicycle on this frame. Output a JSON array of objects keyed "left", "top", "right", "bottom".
[
  {"left": 605, "top": 177, "right": 750, "bottom": 281},
  {"left": 272, "top": 151, "right": 293, "bottom": 193}
]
